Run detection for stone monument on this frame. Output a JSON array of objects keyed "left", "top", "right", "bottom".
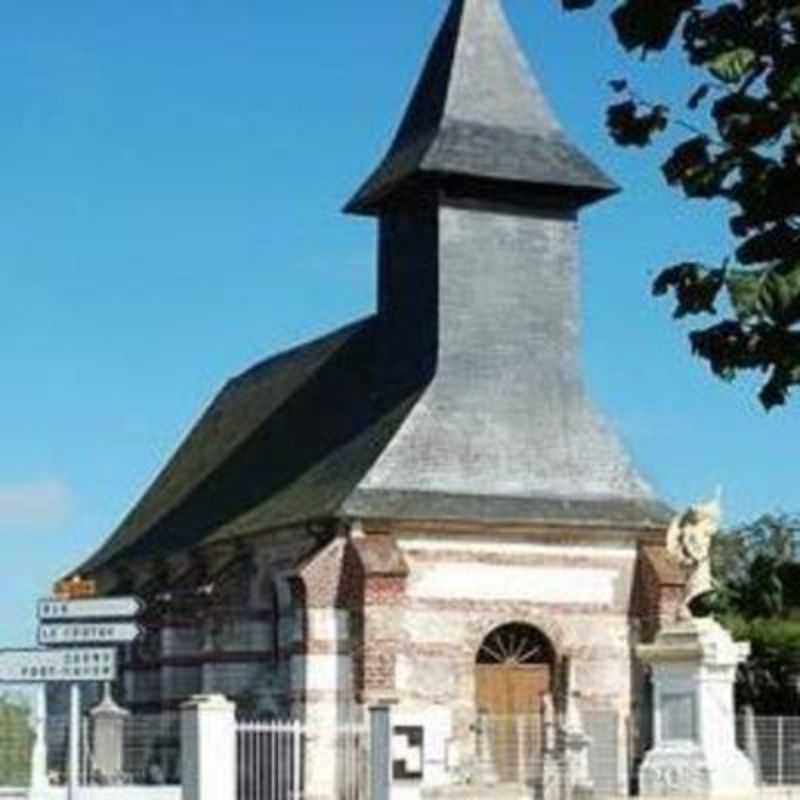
[{"left": 637, "top": 495, "right": 756, "bottom": 797}]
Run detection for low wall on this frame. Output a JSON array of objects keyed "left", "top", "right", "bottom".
[{"left": 1, "top": 788, "right": 181, "bottom": 800}]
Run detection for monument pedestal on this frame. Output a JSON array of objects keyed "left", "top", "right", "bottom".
[{"left": 637, "top": 618, "right": 755, "bottom": 797}]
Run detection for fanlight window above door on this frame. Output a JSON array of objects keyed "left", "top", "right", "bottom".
[{"left": 477, "top": 623, "right": 554, "bottom": 665}]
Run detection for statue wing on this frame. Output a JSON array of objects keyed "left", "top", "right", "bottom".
[{"left": 666, "top": 514, "right": 689, "bottom": 566}]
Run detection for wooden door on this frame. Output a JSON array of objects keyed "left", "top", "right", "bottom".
[
  {"left": 476, "top": 663, "right": 550, "bottom": 716},
  {"left": 475, "top": 664, "right": 551, "bottom": 782}
]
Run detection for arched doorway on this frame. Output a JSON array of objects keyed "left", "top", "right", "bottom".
[
  {"left": 476, "top": 622, "right": 555, "bottom": 716},
  {"left": 475, "top": 623, "right": 556, "bottom": 783}
]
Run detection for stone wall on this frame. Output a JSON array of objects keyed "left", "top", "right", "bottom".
[{"left": 382, "top": 532, "right": 639, "bottom": 788}]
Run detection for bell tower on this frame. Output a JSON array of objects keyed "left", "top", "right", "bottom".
[{"left": 343, "top": 0, "right": 660, "bottom": 517}]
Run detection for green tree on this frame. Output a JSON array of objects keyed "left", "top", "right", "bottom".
[
  {"left": 0, "top": 694, "right": 33, "bottom": 787},
  {"left": 565, "top": 0, "right": 800, "bottom": 409},
  {"left": 712, "top": 513, "right": 800, "bottom": 711}
]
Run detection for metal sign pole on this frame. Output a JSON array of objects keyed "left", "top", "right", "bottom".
[
  {"left": 29, "top": 683, "right": 48, "bottom": 793},
  {"left": 68, "top": 682, "right": 80, "bottom": 800}
]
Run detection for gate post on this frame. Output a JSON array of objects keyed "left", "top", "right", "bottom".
[
  {"left": 369, "top": 704, "right": 392, "bottom": 800},
  {"left": 180, "top": 694, "right": 236, "bottom": 800}
]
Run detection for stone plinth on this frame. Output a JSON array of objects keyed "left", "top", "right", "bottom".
[{"left": 637, "top": 618, "right": 755, "bottom": 797}]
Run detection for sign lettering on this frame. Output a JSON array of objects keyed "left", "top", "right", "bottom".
[
  {"left": 38, "top": 596, "right": 142, "bottom": 621},
  {"left": 0, "top": 648, "right": 117, "bottom": 683}
]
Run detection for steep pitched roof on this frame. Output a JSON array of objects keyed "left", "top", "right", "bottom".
[
  {"left": 345, "top": 0, "right": 617, "bottom": 214},
  {"left": 79, "top": 311, "right": 669, "bottom": 576},
  {"left": 79, "top": 319, "right": 426, "bottom": 573}
]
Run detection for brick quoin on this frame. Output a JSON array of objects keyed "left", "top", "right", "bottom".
[
  {"left": 632, "top": 542, "right": 686, "bottom": 641},
  {"left": 355, "top": 535, "right": 408, "bottom": 696},
  {"left": 365, "top": 576, "right": 405, "bottom": 605}
]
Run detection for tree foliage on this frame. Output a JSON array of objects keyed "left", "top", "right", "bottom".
[
  {"left": 0, "top": 694, "right": 33, "bottom": 787},
  {"left": 564, "top": 0, "right": 800, "bottom": 408},
  {"left": 711, "top": 513, "right": 800, "bottom": 711}
]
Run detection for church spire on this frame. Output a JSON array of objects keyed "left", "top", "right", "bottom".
[{"left": 345, "top": 0, "right": 617, "bottom": 215}]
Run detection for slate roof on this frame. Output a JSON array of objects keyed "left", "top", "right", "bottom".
[
  {"left": 79, "top": 319, "right": 427, "bottom": 573},
  {"left": 80, "top": 315, "right": 669, "bottom": 576},
  {"left": 345, "top": 0, "right": 618, "bottom": 214}
]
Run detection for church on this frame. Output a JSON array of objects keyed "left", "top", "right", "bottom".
[{"left": 71, "top": 0, "right": 684, "bottom": 796}]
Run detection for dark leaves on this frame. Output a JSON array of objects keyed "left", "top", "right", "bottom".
[
  {"left": 652, "top": 262, "right": 725, "bottom": 317},
  {"left": 690, "top": 320, "right": 769, "bottom": 378},
  {"left": 561, "top": 0, "right": 597, "bottom": 10},
  {"left": 689, "top": 320, "right": 800, "bottom": 408},
  {"left": 713, "top": 94, "right": 786, "bottom": 148},
  {"left": 728, "top": 160, "right": 800, "bottom": 232},
  {"left": 683, "top": 4, "right": 750, "bottom": 67},
  {"left": 759, "top": 363, "right": 800, "bottom": 409},
  {"left": 767, "top": 46, "right": 800, "bottom": 101},
  {"left": 607, "top": 100, "right": 668, "bottom": 147},
  {"left": 612, "top": 0, "right": 698, "bottom": 53},
  {"left": 736, "top": 226, "right": 800, "bottom": 266},
  {"left": 663, "top": 136, "right": 711, "bottom": 185},
  {"left": 660, "top": 136, "right": 732, "bottom": 197},
  {"left": 569, "top": 0, "right": 800, "bottom": 408},
  {"left": 688, "top": 84, "right": 711, "bottom": 110}
]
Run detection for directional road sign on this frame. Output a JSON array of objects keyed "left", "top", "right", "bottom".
[
  {"left": 0, "top": 648, "right": 117, "bottom": 683},
  {"left": 38, "top": 621, "right": 143, "bottom": 646},
  {"left": 38, "top": 596, "right": 142, "bottom": 621}
]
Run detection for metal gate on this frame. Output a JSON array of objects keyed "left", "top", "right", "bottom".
[
  {"left": 236, "top": 719, "right": 303, "bottom": 800},
  {"left": 235, "top": 717, "right": 369, "bottom": 800}
]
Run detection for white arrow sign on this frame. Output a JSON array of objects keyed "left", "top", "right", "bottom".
[
  {"left": 38, "top": 596, "right": 142, "bottom": 621},
  {"left": 0, "top": 648, "right": 117, "bottom": 683},
  {"left": 38, "top": 622, "right": 143, "bottom": 646}
]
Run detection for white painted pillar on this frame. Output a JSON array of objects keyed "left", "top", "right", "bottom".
[
  {"left": 180, "top": 694, "right": 236, "bottom": 800},
  {"left": 296, "top": 609, "right": 353, "bottom": 800},
  {"left": 67, "top": 683, "right": 80, "bottom": 800}
]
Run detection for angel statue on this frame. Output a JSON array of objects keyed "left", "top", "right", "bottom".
[{"left": 666, "top": 491, "right": 721, "bottom": 618}]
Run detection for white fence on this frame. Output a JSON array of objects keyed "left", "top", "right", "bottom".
[
  {"left": 474, "top": 712, "right": 624, "bottom": 797},
  {"left": 235, "top": 717, "right": 368, "bottom": 800},
  {"left": 236, "top": 719, "right": 303, "bottom": 800},
  {"left": 738, "top": 715, "right": 800, "bottom": 787},
  {"left": 9, "top": 703, "right": 800, "bottom": 799},
  {"left": 336, "top": 721, "right": 369, "bottom": 800},
  {"left": 474, "top": 713, "right": 800, "bottom": 797},
  {"left": 46, "top": 712, "right": 181, "bottom": 786}
]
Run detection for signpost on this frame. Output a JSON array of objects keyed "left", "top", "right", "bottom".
[
  {"left": 25, "top": 592, "right": 144, "bottom": 800},
  {"left": 38, "top": 621, "right": 142, "bottom": 646},
  {"left": 0, "top": 647, "right": 117, "bottom": 682},
  {"left": 38, "top": 596, "right": 142, "bottom": 621}
]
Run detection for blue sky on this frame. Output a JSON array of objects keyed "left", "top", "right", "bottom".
[{"left": 1, "top": 1, "right": 797, "bottom": 649}]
